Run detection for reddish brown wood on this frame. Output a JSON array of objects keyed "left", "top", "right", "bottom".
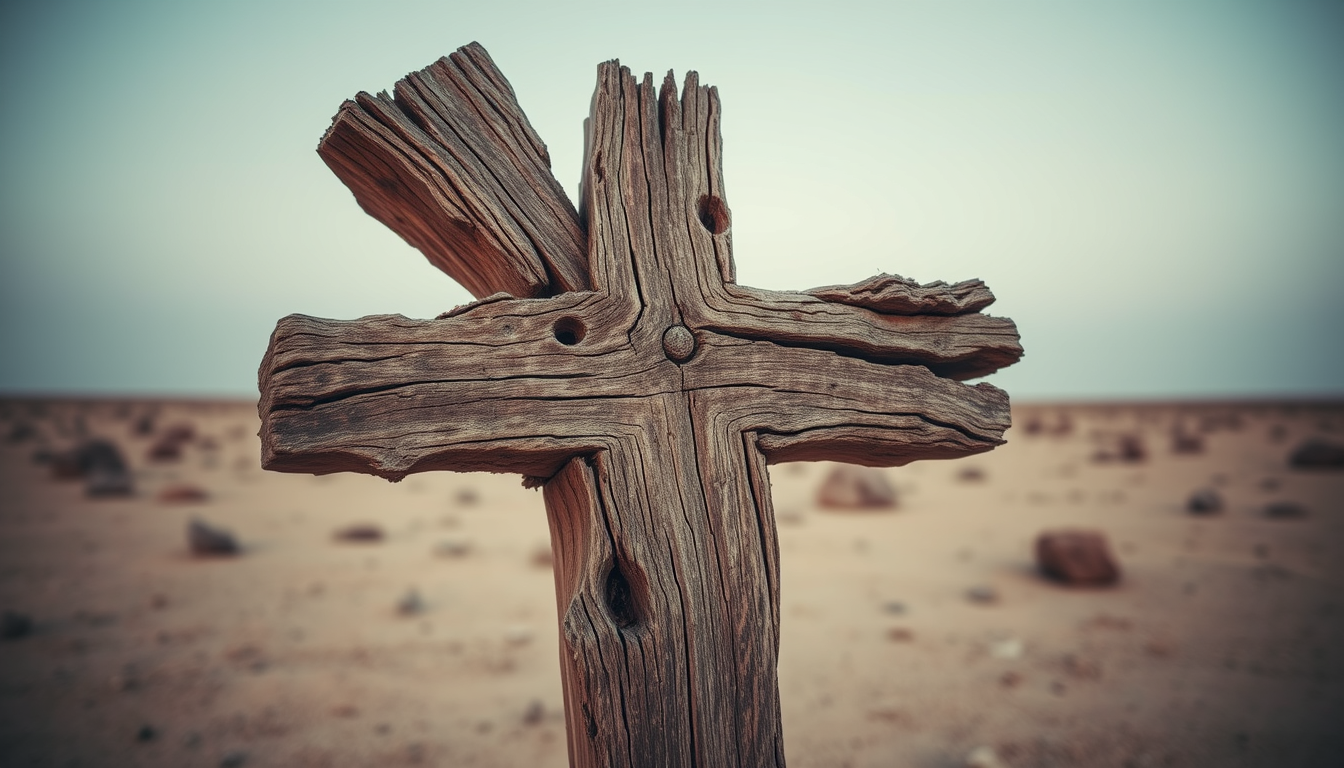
[{"left": 259, "top": 42, "right": 1022, "bottom": 766}]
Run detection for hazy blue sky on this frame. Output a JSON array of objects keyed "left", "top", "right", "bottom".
[{"left": 2, "top": 0, "right": 1341, "bottom": 400}]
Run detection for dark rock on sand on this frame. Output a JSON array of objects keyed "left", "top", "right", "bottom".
[
  {"left": 1036, "top": 529, "right": 1121, "bottom": 586},
  {"left": 334, "top": 523, "right": 385, "bottom": 543},
  {"left": 816, "top": 465, "right": 897, "bottom": 510},
  {"left": 1186, "top": 488, "right": 1224, "bottom": 515},
  {"left": 1288, "top": 439, "right": 1344, "bottom": 470},
  {"left": 2, "top": 610, "right": 34, "bottom": 639},
  {"left": 1264, "top": 501, "right": 1308, "bottom": 519},
  {"left": 188, "top": 518, "right": 240, "bottom": 556}
]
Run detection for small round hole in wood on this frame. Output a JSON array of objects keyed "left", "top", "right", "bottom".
[
  {"left": 697, "top": 194, "right": 731, "bottom": 235},
  {"left": 552, "top": 317, "right": 586, "bottom": 346}
]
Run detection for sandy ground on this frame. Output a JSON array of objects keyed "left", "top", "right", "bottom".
[{"left": 0, "top": 397, "right": 1341, "bottom": 768}]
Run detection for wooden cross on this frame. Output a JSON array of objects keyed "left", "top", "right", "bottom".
[{"left": 259, "top": 43, "right": 1021, "bottom": 767}]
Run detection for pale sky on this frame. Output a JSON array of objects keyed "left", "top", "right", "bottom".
[{"left": 2, "top": 0, "right": 1341, "bottom": 400}]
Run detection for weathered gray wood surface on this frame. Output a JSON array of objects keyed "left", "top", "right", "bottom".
[{"left": 260, "top": 42, "right": 1021, "bottom": 767}]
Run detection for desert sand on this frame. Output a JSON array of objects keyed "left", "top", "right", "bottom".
[{"left": 1, "top": 397, "right": 1341, "bottom": 767}]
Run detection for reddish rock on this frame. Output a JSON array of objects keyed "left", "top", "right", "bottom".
[
  {"left": 1035, "top": 529, "right": 1121, "bottom": 586},
  {"left": 146, "top": 438, "right": 184, "bottom": 462},
  {"left": 158, "top": 485, "right": 209, "bottom": 504},
  {"left": 816, "top": 465, "right": 897, "bottom": 510}
]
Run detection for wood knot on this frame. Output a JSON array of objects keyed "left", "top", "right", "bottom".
[{"left": 662, "top": 325, "right": 696, "bottom": 363}]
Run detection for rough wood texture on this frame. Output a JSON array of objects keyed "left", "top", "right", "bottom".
[
  {"left": 261, "top": 43, "right": 1022, "bottom": 767},
  {"left": 805, "top": 273, "right": 995, "bottom": 316}
]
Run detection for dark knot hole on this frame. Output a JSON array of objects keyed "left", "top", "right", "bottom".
[
  {"left": 697, "top": 194, "right": 731, "bottom": 235},
  {"left": 604, "top": 563, "right": 639, "bottom": 629},
  {"left": 553, "top": 317, "right": 586, "bottom": 346}
]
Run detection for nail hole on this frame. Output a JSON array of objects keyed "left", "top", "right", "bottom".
[
  {"left": 605, "top": 564, "right": 638, "bottom": 629},
  {"left": 697, "top": 194, "right": 730, "bottom": 235},
  {"left": 553, "top": 317, "right": 586, "bottom": 346}
]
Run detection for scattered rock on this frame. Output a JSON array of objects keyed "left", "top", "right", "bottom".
[
  {"left": 454, "top": 488, "right": 479, "bottom": 506},
  {"left": 886, "top": 627, "right": 914, "bottom": 642},
  {"left": 397, "top": 588, "right": 425, "bottom": 616},
  {"left": 1000, "top": 671, "right": 1022, "bottom": 688},
  {"left": 1170, "top": 430, "right": 1204, "bottom": 455},
  {"left": 966, "top": 585, "right": 999, "bottom": 605},
  {"left": 1092, "top": 433, "right": 1146, "bottom": 464},
  {"left": 1288, "top": 439, "right": 1344, "bottom": 470},
  {"left": 1186, "top": 488, "right": 1223, "bottom": 515},
  {"left": 50, "top": 439, "right": 129, "bottom": 482},
  {"left": 881, "top": 601, "right": 907, "bottom": 615},
  {"left": 334, "top": 523, "right": 385, "bottom": 543},
  {"left": 158, "top": 484, "right": 209, "bottom": 504},
  {"left": 433, "top": 538, "right": 472, "bottom": 558},
  {"left": 219, "top": 751, "right": 248, "bottom": 768},
  {"left": 1035, "top": 529, "right": 1121, "bottom": 586},
  {"left": 1264, "top": 501, "right": 1308, "bottom": 520},
  {"left": 6, "top": 422, "right": 36, "bottom": 443},
  {"left": 136, "top": 724, "right": 157, "bottom": 742},
  {"left": 86, "top": 466, "right": 135, "bottom": 498},
  {"left": 160, "top": 423, "right": 195, "bottom": 444},
  {"left": 147, "top": 437, "right": 184, "bottom": 462},
  {"left": 132, "top": 414, "right": 155, "bottom": 436},
  {"left": 331, "top": 704, "right": 360, "bottom": 718},
  {"left": 815, "top": 465, "right": 897, "bottom": 510},
  {"left": 2, "top": 610, "right": 34, "bottom": 640},
  {"left": 523, "top": 700, "right": 545, "bottom": 725},
  {"left": 504, "top": 626, "right": 534, "bottom": 645},
  {"left": 188, "top": 518, "right": 240, "bottom": 556},
  {"left": 956, "top": 466, "right": 987, "bottom": 482}
]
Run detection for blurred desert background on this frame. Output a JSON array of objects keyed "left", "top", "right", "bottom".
[
  {"left": 2, "top": 396, "right": 1341, "bottom": 767},
  {"left": 4, "top": 2, "right": 1344, "bottom": 767}
]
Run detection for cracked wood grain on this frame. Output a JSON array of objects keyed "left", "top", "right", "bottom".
[{"left": 260, "top": 43, "right": 1022, "bottom": 767}]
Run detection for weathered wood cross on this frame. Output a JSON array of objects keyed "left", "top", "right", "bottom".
[{"left": 259, "top": 43, "right": 1021, "bottom": 767}]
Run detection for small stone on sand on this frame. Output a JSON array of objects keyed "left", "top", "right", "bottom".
[
  {"left": 816, "top": 465, "right": 897, "bottom": 510},
  {"left": 334, "top": 523, "right": 385, "bottom": 543},
  {"left": 1264, "top": 501, "right": 1307, "bottom": 519},
  {"left": 397, "top": 587, "right": 426, "bottom": 616},
  {"left": 188, "top": 518, "right": 240, "bottom": 556},
  {"left": 159, "top": 484, "right": 209, "bottom": 504},
  {"left": 1186, "top": 488, "right": 1223, "bottom": 515},
  {"left": 2, "top": 610, "right": 34, "bottom": 640},
  {"left": 1035, "top": 529, "right": 1121, "bottom": 586},
  {"left": 1288, "top": 438, "right": 1344, "bottom": 470}
]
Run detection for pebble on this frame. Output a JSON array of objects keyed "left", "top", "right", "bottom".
[
  {"left": 1264, "top": 501, "right": 1308, "bottom": 520},
  {"left": 966, "top": 585, "right": 999, "bottom": 605},
  {"left": 815, "top": 465, "right": 897, "bottom": 510},
  {"left": 397, "top": 588, "right": 426, "bottom": 616},
  {"left": 1035, "top": 529, "right": 1121, "bottom": 586},
  {"left": 1288, "top": 438, "right": 1344, "bottom": 469},
  {"left": 334, "top": 523, "right": 385, "bottom": 543},
  {"left": 159, "top": 484, "right": 209, "bottom": 503},
  {"left": 1186, "top": 488, "right": 1223, "bottom": 515},
  {"left": 2, "top": 610, "right": 34, "bottom": 640},
  {"left": 433, "top": 538, "right": 472, "bottom": 558},
  {"left": 188, "top": 518, "right": 240, "bottom": 556}
]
